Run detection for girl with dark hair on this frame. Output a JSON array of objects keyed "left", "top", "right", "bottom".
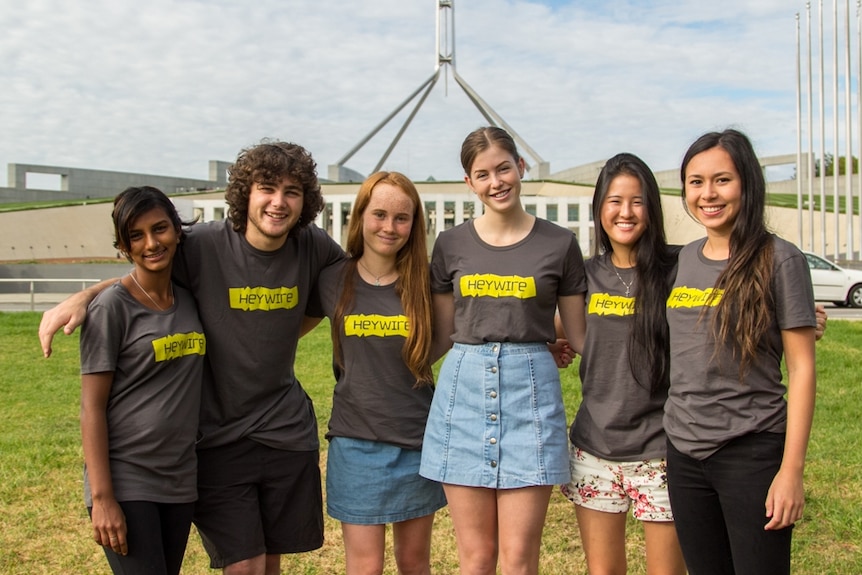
[
  {"left": 560, "top": 153, "right": 686, "bottom": 574},
  {"left": 420, "top": 126, "right": 587, "bottom": 575},
  {"left": 665, "top": 129, "right": 816, "bottom": 574},
  {"left": 316, "top": 172, "right": 446, "bottom": 574},
  {"left": 80, "top": 186, "right": 205, "bottom": 575}
]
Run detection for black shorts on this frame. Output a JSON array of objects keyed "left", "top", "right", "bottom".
[{"left": 193, "top": 438, "right": 324, "bottom": 569}]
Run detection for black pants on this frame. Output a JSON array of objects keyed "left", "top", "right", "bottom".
[
  {"left": 89, "top": 500, "right": 194, "bottom": 575},
  {"left": 667, "top": 433, "right": 793, "bottom": 575}
]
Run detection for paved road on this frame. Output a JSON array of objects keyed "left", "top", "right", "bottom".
[{"left": 819, "top": 303, "right": 862, "bottom": 320}]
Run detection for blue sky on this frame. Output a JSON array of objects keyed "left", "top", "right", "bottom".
[{"left": 0, "top": 0, "right": 848, "bottom": 187}]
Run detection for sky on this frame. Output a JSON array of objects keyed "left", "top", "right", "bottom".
[{"left": 0, "top": 0, "right": 844, "bottom": 188}]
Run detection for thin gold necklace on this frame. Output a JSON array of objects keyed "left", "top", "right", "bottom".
[
  {"left": 128, "top": 271, "right": 173, "bottom": 311},
  {"left": 357, "top": 259, "right": 396, "bottom": 286}
]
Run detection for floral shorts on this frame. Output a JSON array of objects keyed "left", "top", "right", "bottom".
[{"left": 560, "top": 444, "right": 674, "bottom": 521}]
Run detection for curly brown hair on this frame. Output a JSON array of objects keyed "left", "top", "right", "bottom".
[{"left": 224, "top": 140, "right": 325, "bottom": 238}]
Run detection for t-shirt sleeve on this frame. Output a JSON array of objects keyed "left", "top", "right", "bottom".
[
  {"left": 171, "top": 227, "right": 199, "bottom": 290},
  {"left": 559, "top": 232, "right": 587, "bottom": 296},
  {"left": 429, "top": 234, "right": 453, "bottom": 294},
  {"left": 309, "top": 261, "right": 343, "bottom": 319},
  {"left": 773, "top": 247, "right": 817, "bottom": 330},
  {"left": 307, "top": 228, "right": 346, "bottom": 318},
  {"left": 79, "top": 294, "right": 124, "bottom": 375}
]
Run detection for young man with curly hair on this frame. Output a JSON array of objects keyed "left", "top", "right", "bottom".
[{"left": 40, "top": 141, "right": 344, "bottom": 575}]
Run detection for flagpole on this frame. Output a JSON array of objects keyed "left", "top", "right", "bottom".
[
  {"left": 798, "top": 13, "right": 805, "bottom": 248},
  {"left": 820, "top": 0, "right": 827, "bottom": 255},
  {"left": 808, "top": 2, "right": 816, "bottom": 251},
  {"left": 834, "top": 0, "right": 841, "bottom": 259},
  {"left": 845, "top": 0, "right": 854, "bottom": 259}
]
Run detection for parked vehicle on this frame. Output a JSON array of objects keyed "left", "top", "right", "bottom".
[{"left": 804, "top": 252, "right": 862, "bottom": 308}]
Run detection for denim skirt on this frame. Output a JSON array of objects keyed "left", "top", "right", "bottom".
[
  {"left": 326, "top": 436, "right": 447, "bottom": 525},
  {"left": 420, "top": 342, "right": 571, "bottom": 489}
]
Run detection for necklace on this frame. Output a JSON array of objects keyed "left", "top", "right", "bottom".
[
  {"left": 611, "top": 265, "right": 634, "bottom": 297},
  {"left": 357, "top": 259, "right": 396, "bottom": 286},
  {"left": 128, "top": 271, "right": 173, "bottom": 311}
]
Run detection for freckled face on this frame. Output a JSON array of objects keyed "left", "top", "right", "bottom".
[{"left": 362, "top": 183, "right": 415, "bottom": 259}]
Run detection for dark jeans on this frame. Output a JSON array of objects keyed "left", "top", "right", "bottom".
[
  {"left": 89, "top": 500, "right": 195, "bottom": 575},
  {"left": 667, "top": 433, "right": 793, "bottom": 575}
]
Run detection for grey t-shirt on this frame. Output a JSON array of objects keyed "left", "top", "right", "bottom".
[
  {"left": 571, "top": 253, "right": 669, "bottom": 460},
  {"left": 172, "top": 220, "right": 345, "bottom": 451},
  {"left": 430, "top": 218, "right": 586, "bottom": 344},
  {"left": 80, "top": 281, "right": 205, "bottom": 506},
  {"left": 664, "top": 235, "right": 816, "bottom": 460},
  {"left": 317, "top": 261, "right": 435, "bottom": 450}
]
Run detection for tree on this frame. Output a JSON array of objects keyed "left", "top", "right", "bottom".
[{"left": 814, "top": 153, "right": 858, "bottom": 177}]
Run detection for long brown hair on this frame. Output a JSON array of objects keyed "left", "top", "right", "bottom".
[
  {"left": 332, "top": 172, "right": 433, "bottom": 387},
  {"left": 681, "top": 129, "right": 774, "bottom": 376},
  {"left": 593, "top": 154, "right": 675, "bottom": 395}
]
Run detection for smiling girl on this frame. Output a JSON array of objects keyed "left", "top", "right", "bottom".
[
  {"left": 664, "top": 129, "right": 816, "bottom": 574},
  {"left": 420, "top": 127, "right": 587, "bottom": 575},
  {"left": 316, "top": 172, "right": 446, "bottom": 575},
  {"left": 561, "top": 153, "right": 685, "bottom": 575},
  {"left": 79, "top": 186, "right": 204, "bottom": 575}
]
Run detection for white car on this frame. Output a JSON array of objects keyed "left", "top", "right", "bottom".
[{"left": 804, "top": 252, "right": 862, "bottom": 308}]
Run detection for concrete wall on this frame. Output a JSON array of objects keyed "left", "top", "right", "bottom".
[
  {"left": 0, "top": 178, "right": 853, "bottom": 264},
  {"left": 1, "top": 161, "right": 229, "bottom": 204}
]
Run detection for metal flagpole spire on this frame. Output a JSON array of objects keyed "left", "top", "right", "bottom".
[
  {"left": 844, "top": 0, "right": 854, "bottom": 259},
  {"left": 797, "top": 12, "right": 803, "bottom": 248},
  {"left": 807, "top": 2, "right": 815, "bottom": 251},
  {"left": 328, "top": 0, "right": 549, "bottom": 182},
  {"left": 819, "top": 0, "right": 827, "bottom": 256}
]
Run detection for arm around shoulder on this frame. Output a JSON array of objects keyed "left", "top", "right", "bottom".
[{"left": 39, "top": 278, "right": 117, "bottom": 358}]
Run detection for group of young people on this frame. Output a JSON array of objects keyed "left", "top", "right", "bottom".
[{"left": 39, "top": 125, "right": 820, "bottom": 575}]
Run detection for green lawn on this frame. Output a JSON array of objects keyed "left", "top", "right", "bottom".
[{"left": 1, "top": 313, "right": 860, "bottom": 574}]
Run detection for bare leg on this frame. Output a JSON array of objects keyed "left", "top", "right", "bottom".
[
  {"left": 393, "top": 513, "right": 436, "bottom": 575},
  {"left": 223, "top": 553, "right": 266, "bottom": 575},
  {"left": 443, "top": 484, "right": 498, "bottom": 575},
  {"left": 643, "top": 521, "right": 686, "bottom": 575},
  {"left": 496, "top": 485, "right": 553, "bottom": 575},
  {"left": 574, "top": 505, "right": 628, "bottom": 575},
  {"left": 342, "top": 523, "right": 386, "bottom": 575}
]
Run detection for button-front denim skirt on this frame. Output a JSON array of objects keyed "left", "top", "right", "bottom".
[{"left": 420, "top": 342, "right": 571, "bottom": 489}]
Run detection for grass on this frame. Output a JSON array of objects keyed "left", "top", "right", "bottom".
[{"left": 1, "top": 313, "right": 860, "bottom": 574}]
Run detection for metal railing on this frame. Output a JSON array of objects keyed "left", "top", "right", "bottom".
[{"left": 0, "top": 278, "right": 102, "bottom": 311}]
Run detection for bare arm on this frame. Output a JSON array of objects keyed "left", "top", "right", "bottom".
[
  {"left": 81, "top": 372, "right": 128, "bottom": 556},
  {"left": 429, "top": 292, "right": 455, "bottom": 364},
  {"left": 300, "top": 316, "right": 324, "bottom": 337},
  {"left": 764, "top": 326, "right": 816, "bottom": 530},
  {"left": 39, "top": 278, "right": 117, "bottom": 358},
  {"left": 557, "top": 293, "right": 587, "bottom": 356}
]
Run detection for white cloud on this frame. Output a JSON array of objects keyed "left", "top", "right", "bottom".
[{"left": 0, "top": 0, "right": 845, "bottom": 187}]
